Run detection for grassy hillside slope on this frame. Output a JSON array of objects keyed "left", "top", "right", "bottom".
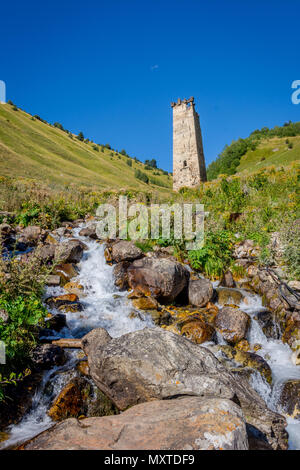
[
  {"left": 0, "top": 103, "right": 172, "bottom": 193},
  {"left": 237, "top": 135, "right": 300, "bottom": 173}
]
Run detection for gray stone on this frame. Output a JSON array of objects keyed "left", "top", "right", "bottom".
[
  {"left": 85, "top": 327, "right": 287, "bottom": 449},
  {"left": 215, "top": 307, "right": 250, "bottom": 344},
  {"left": 22, "top": 396, "right": 248, "bottom": 450},
  {"left": 188, "top": 278, "right": 213, "bottom": 307}
]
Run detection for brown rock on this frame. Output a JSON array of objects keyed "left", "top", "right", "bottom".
[
  {"left": 215, "top": 307, "right": 250, "bottom": 344},
  {"left": 132, "top": 297, "right": 159, "bottom": 310},
  {"left": 79, "top": 225, "right": 97, "bottom": 239},
  {"left": 76, "top": 361, "right": 90, "bottom": 376},
  {"left": 55, "top": 239, "right": 84, "bottom": 264},
  {"left": 217, "top": 288, "right": 245, "bottom": 307},
  {"left": 128, "top": 257, "right": 189, "bottom": 302},
  {"left": 110, "top": 240, "right": 143, "bottom": 263},
  {"left": 220, "top": 270, "right": 236, "bottom": 288},
  {"left": 279, "top": 380, "right": 300, "bottom": 419},
  {"left": 53, "top": 263, "right": 78, "bottom": 283},
  {"left": 48, "top": 378, "right": 87, "bottom": 421},
  {"left": 113, "top": 261, "right": 130, "bottom": 290},
  {"left": 23, "top": 397, "right": 248, "bottom": 450},
  {"left": 46, "top": 275, "right": 61, "bottom": 287}
]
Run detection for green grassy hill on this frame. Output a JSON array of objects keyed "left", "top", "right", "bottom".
[
  {"left": 237, "top": 135, "right": 300, "bottom": 173},
  {"left": 0, "top": 103, "right": 172, "bottom": 193},
  {"left": 207, "top": 121, "right": 300, "bottom": 180}
]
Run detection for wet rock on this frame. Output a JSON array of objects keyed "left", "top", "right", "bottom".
[
  {"left": 113, "top": 261, "right": 130, "bottom": 290},
  {"left": 0, "top": 309, "right": 9, "bottom": 323},
  {"left": 45, "top": 313, "right": 67, "bottom": 332},
  {"left": 48, "top": 378, "right": 88, "bottom": 421},
  {"left": 179, "top": 317, "right": 214, "bottom": 344},
  {"left": 217, "top": 345, "right": 272, "bottom": 384},
  {"left": 255, "top": 310, "right": 280, "bottom": 339},
  {"left": 220, "top": 270, "right": 236, "bottom": 288},
  {"left": 128, "top": 257, "right": 190, "bottom": 303},
  {"left": 0, "top": 372, "right": 43, "bottom": 430},
  {"left": 22, "top": 396, "right": 248, "bottom": 450},
  {"left": 63, "top": 281, "right": 84, "bottom": 296},
  {"left": 30, "top": 344, "right": 67, "bottom": 370},
  {"left": 53, "top": 263, "right": 78, "bottom": 283},
  {"left": 188, "top": 278, "right": 213, "bottom": 307},
  {"left": 76, "top": 360, "right": 90, "bottom": 376},
  {"left": 79, "top": 225, "right": 98, "bottom": 239},
  {"left": 109, "top": 240, "right": 143, "bottom": 263},
  {"left": 132, "top": 296, "right": 159, "bottom": 310},
  {"left": 279, "top": 380, "right": 300, "bottom": 419},
  {"left": 282, "top": 312, "right": 300, "bottom": 351},
  {"left": 215, "top": 307, "right": 250, "bottom": 344},
  {"left": 46, "top": 275, "right": 61, "bottom": 287},
  {"left": 235, "top": 339, "right": 250, "bottom": 352},
  {"left": 0, "top": 223, "right": 14, "bottom": 240},
  {"left": 81, "top": 328, "right": 112, "bottom": 356},
  {"left": 85, "top": 327, "right": 287, "bottom": 449},
  {"left": 55, "top": 239, "right": 84, "bottom": 264},
  {"left": 216, "top": 288, "right": 245, "bottom": 307},
  {"left": 45, "top": 294, "right": 83, "bottom": 312}
]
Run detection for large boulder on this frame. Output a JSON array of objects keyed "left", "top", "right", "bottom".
[
  {"left": 188, "top": 278, "right": 213, "bottom": 307},
  {"left": 107, "top": 240, "right": 143, "bottom": 263},
  {"left": 22, "top": 396, "right": 248, "bottom": 450},
  {"left": 128, "top": 257, "right": 190, "bottom": 302},
  {"left": 216, "top": 288, "right": 245, "bottom": 307},
  {"left": 55, "top": 240, "right": 84, "bottom": 264},
  {"left": 85, "top": 327, "right": 287, "bottom": 449},
  {"left": 215, "top": 307, "right": 250, "bottom": 344}
]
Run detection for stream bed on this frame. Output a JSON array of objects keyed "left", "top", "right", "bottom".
[{"left": 1, "top": 226, "right": 299, "bottom": 450}]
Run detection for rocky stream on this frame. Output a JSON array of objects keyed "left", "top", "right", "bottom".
[{"left": 0, "top": 219, "right": 299, "bottom": 450}]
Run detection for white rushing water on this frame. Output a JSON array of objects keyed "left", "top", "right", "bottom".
[
  {"left": 1, "top": 233, "right": 299, "bottom": 449},
  {"left": 219, "top": 287, "right": 300, "bottom": 449}
]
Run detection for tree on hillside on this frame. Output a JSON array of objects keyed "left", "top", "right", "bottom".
[{"left": 77, "top": 132, "right": 84, "bottom": 141}]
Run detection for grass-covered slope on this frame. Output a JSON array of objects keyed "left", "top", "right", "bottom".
[
  {"left": 0, "top": 103, "right": 172, "bottom": 193},
  {"left": 207, "top": 122, "right": 300, "bottom": 180}
]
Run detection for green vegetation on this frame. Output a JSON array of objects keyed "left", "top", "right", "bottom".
[
  {"left": 0, "top": 103, "right": 171, "bottom": 194},
  {"left": 207, "top": 121, "right": 300, "bottom": 180}
]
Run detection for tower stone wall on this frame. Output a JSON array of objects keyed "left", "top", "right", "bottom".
[{"left": 171, "top": 97, "right": 207, "bottom": 191}]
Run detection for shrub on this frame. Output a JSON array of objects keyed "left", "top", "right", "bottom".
[
  {"left": 134, "top": 169, "right": 149, "bottom": 184},
  {"left": 126, "top": 159, "right": 132, "bottom": 167},
  {"left": 77, "top": 132, "right": 84, "bottom": 141}
]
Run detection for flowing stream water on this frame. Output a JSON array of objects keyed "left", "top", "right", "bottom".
[{"left": 1, "top": 227, "right": 299, "bottom": 449}]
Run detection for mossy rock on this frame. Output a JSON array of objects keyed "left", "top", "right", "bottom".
[{"left": 218, "top": 345, "right": 272, "bottom": 384}]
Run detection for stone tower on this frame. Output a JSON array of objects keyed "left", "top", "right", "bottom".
[{"left": 171, "top": 97, "right": 207, "bottom": 191}]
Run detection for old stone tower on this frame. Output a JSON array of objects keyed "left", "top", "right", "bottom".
[{"left": 171, "top": 97, "right": 207, "bottom": 191}]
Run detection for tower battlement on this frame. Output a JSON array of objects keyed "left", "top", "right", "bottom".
[{"left": 172, "top": 97, "right": 207, "bottom": 191}]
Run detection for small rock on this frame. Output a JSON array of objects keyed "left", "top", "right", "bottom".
[
  {"left": 31, "top": 344, "right": 67, "bottom": 369},
  {"left": 52, "top": 338, "right": 82, "bottom": 348},
  {"left": 216, "top": 288, "right": 245, "bottom": 307},
  {"left": 0, "top": 309, "right": 9, "bottom": 323},
  {"left": 132, "top": 296, "right": 159, "bottom": 310},
  {"left": 46, "top": 275, "right": 61, "bottom": 287},
  {"left": 45, "top": 313, "right": 67, "bottom": 332},
  {"left": 53, "top": 263, "right": 78, "bottom": 283},
  {"left": 79, "top": 225, "right": 97, "bottom": 239},
  {"left": 188, "top": 278, "right": 214, "bottom": 307},
  {"left": 279, "top": 380, "right": 300, "bottom": 419}
]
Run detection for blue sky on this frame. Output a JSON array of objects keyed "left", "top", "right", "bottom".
[{"left": 0, "top": 0, "right": 299, "bottom": 172}]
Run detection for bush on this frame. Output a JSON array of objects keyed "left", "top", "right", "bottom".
[
  {"left": 92, "top": 145, "right": 99, "bottom": 152},
  {"left": 134, "top": 169, "right": 149, "bottom": 184},
  {"left": 77, "top": 132, "right": 84, "bottom": 141},
  {"left": 126, "top": 159, "right": 132, "bottom": 167},
  {"left": 188, "top": 231, "right": 234, "bottom": 278}
]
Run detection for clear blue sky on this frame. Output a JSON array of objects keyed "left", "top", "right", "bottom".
[{"left": 0, "top": 0, "right": 299, "bottom": 172}]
